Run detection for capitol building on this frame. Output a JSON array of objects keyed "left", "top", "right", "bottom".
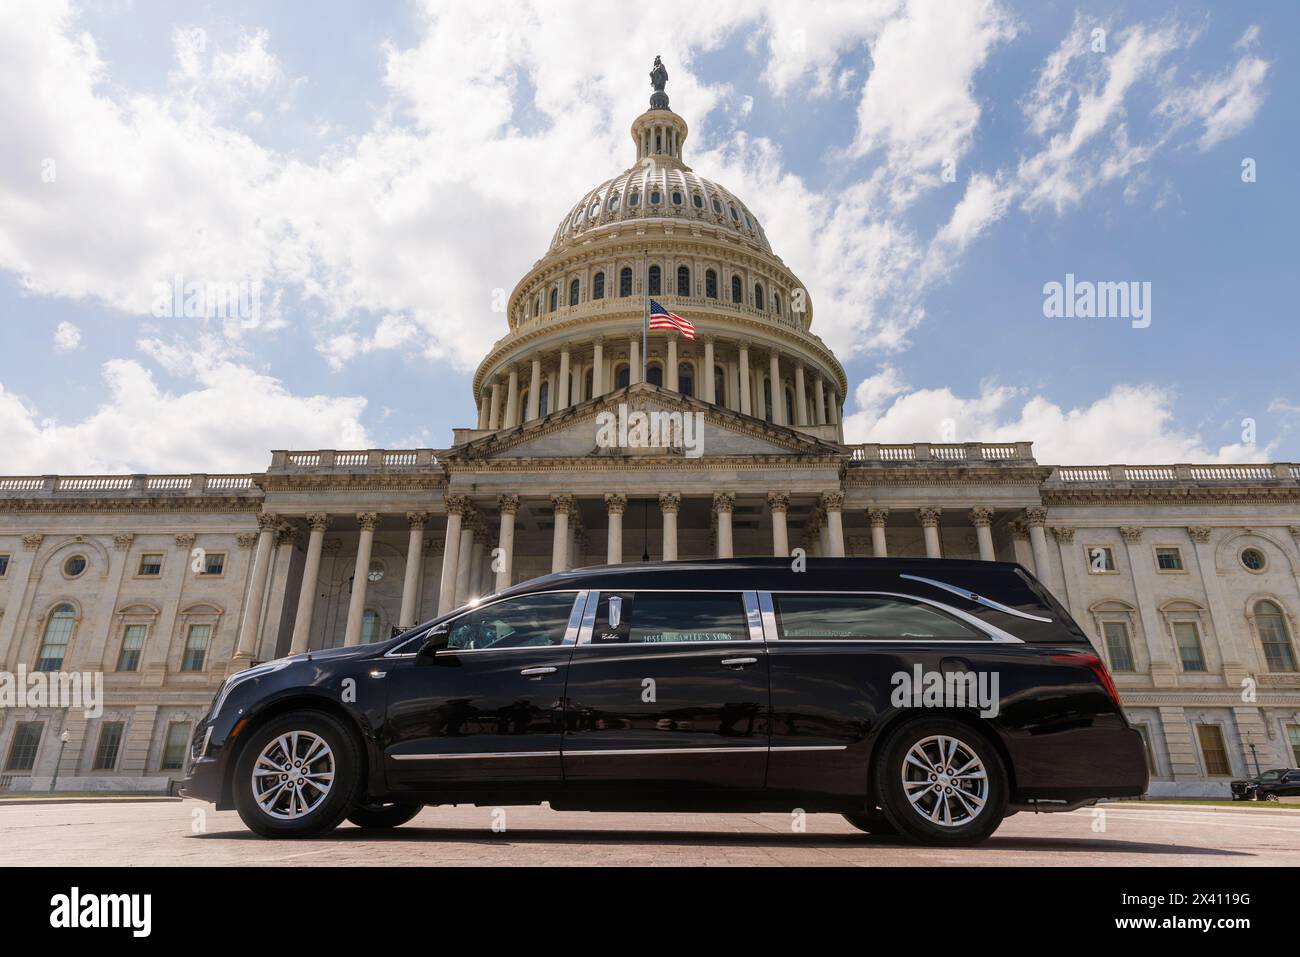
[{"left": 1, "top": 65, "right": 1298, "bottom": 798}]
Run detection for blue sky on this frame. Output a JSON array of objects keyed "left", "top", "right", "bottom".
[{"left": 0, "top": 0, "right": 1294, "bottom": 473}]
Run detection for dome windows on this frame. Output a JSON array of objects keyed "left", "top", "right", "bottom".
[
  {"left": 593, "top": 271, "right": 605, "bottom": 300},
  {"left": 549, "top": 287, "right": 558, "bottom": 312},
  {"left": 589, "top": 200, "right": 601, "bottom": 219},
  {"left": 629, "top": 191, "right": 641, "bottom": 207},
  {"left": 671, "top": 190, "right": 683, "bottom": 206},
  {"left": 619, "top": 267, "right": 633, "bottom": 297},
  {"left": 569, "top": 279, "right": 580, "bottom": 306},
  {"left": 692, "top": 193, "right": 704, "bottom": 208},
  {"left": 650, "top": 189, "right": 662, "bottom": 205},
  {"left": 731, "top": 275, "right": 743, "bottom": 304},
  {"left": 705, "top": 269, "right": 718, "bottom": 299},
  {"left": 648, "top": 264, "right": 662, "bottom": 296},
  {"left": 729, "top": 204, "right": 739, "bottom": 221},
  {"left": 754, "top": 283, "right": 765, "bottom": 311},
  {"left": 711, "top": 197, "right": 722, "bottom": 214},
  {"left": 677, "top": 265, "right": 690, "bottom": 297}
]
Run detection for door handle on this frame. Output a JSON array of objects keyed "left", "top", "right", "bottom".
[
  {"left": 520, "top": 666, "right": 558, "bottom": 677},
  {"left": 720, "top": 657, "right": 758, "bottom": 669}
]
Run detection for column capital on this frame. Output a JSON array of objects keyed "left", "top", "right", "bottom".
[
  {"left": 968, "top": 506, "right": 994, "bottom": 528},
  {"left": 356, "top": 512, "right": 380, "bottom": 532},
  {"left": 658, "top": 492, "right": 681, "bottom": 514},
  {"left": 497, "top": 493, "right": 521, "bottom": 515},
  {"left": 866, "top": 507, "right": 889, "bottom": 528},
  {"left": 174, "top": 533, "right": 196, "bottom": 550},
  {"left": 1189, "top": 525, "right": 1214, "bottom": 544},
  {"left": 111, "top": 532, "right": 134, "bottom": 550},
  {"left": 917, "top": 506, "right": 942, "bottom": 528},
  {"left": 711, "top": 491, "right": 735, "bottom": 514},
  {"left": 1023, "top": 506, "right": 1049, "bottom": 527},
  {"left": 1119, "top": 525, "right": 1143, "bottom": 544},
  {"left": 406, "top": 511, "right": 431, "bottom": 529},
  {"left": 255, "top": 512, "right": 281, "bottom": 532},
  {"left": 444, "top": 494, "right": 472, "bottom": 516},
  {"left": 236, "top": 532, "right": 258, "bottom": 549},
  {"left": 550, "top": 493, "right": 575, "bottom": 515},
  {"left": 1050, "top": 526, "right": 1076, "bottom": 544},
  {"left": 766, "top": 491, "right": 790, "bottom": 513},
  {"left": 820, "top": 491, "right": 844, "bottom": 512},
  {"left": 604, "top": 493, "right": 627, "bottom": 515},
  {"left": 1008, "top": 520, "right": 1029, "bottom": 541},
  {"left": 306, "top": 512, "right": 331, "bottom": 532}
]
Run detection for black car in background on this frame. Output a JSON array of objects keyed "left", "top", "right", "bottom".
[
  {"left": 1231, "top": 768, "right": 1300, "bottom": 801},
  {"left": 182, "top": 557, "right": 1148, "bottom": 846}
]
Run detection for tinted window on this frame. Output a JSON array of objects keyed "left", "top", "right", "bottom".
[
  {"left": 774, "top": 594, "right": 983, "bottom": 641},
  {"left": 591, "top": 592, "right": 749, "bottom": 644},
  {"left": 447, "top": 592, "right": 577, "bottom": 650}
]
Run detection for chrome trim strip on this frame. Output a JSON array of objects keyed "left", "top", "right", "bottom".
[
  {"left": 762, "top": 590, "right": 1025, "bottom": 643},
  {"left": 576, "top": 589, "right": 599, "bottom": 645},
  {"left": 564, "top": 746, "right": 767, "bottom": 756},
  {"left": 392, "top": 751, "right": 562, "bottom": 761},
  {"left": 899, "top": 574, "right": 1054, "bottom": 623},
  {"left": 742, "top": 590, "right": 765, "bottom": 642},
  {"left": 771, "top": 745, "right": 848, "bottom": 752},
  {"left": 757, "top": 590, "right": 779, "bottom": 642},
  {"left": 561, "top": 590, "right": 588, "bottom": 646}
]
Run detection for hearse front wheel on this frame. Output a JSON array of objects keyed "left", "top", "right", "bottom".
[
  {"left": 347, "top": 802, "right": 423, "bottom": 829},
  {"left": 233, "top": 711, "right": 362, "bottom": 838},
  {"left": 875, "top": 718, "right": 1007, "bottom": 847}
]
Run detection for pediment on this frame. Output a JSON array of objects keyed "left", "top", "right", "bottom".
[{"left": 450, "top": 384, "right": 842, "bottom": 461}]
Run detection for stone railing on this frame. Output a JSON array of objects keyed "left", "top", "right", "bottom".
[
  {"left": 1049, "top": 463, "right": 1298, "bottom": 484},
  {"left": 269, "top": 449, "right": 444, "bottom": 471},
  {"left": 509, "top": 293, "right": 807, "bottom": 336},
  {"left": 0, "top": 474, "right": 258, "bottom": 497},
  {"left": 847, "top": 442, "right": 1036, "bottom": 465}
]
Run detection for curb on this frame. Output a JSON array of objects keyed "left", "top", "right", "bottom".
[
  {"left": 1109, "top": 800, "right": 1300, "bottom": 814},
  {"left": 0, "top": 796, "right": 184, "bottom": 806}
]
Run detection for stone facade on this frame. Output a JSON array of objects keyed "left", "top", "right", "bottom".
[{"left": 1, "top": 77, "right": 1298, "bottom": 797}]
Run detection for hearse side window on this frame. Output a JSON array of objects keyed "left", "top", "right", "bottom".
[
  {"left": 773, "top": 594, "right": 985, "bottom": 641},
  {"left": 591, "top": 592, "right": 748, "bottom": 644},
  {"left": 446, "top": 592, "right": 578, "bottom": 650}
]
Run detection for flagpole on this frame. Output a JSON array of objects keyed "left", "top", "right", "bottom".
[{"left": 641, "top": 249, "right": 648, "bottom": 384}]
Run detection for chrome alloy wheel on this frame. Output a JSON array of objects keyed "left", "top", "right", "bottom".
[
  {"left": 900, "top": 734, "right": 989, "bottom": 828},
  {"left": 251, "top": 731, "right": 335, "bottom": 820}
]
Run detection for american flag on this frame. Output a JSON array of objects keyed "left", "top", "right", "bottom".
[{"left": 648, "top": 299, "right": 695, "bottom": 339}]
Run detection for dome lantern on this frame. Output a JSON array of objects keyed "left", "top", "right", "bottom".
[{"left": 631, "top": 55, "right": 688, "bottom": 163}]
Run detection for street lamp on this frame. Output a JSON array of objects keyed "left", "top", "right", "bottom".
[{"left": 49, "top": 728, "right": 70, "bottom": 793}]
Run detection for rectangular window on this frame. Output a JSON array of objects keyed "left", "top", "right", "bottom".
[
  {"left": 137, "top": 553, "right": 163, "bottom": 576},
  {"left": 181, "top": 624, "right": 211, "bottom": 672},
  {"left": 1288, "top": 726, "right": 1300, "bottom": 766},
  {"left": 1102, "top": 620, "right": 1135, "bottom": 671},
  {"left": 202, "top": 552, "right": 225, "bottom": 575},
  {"left": 774, "top": 594, "right": 983, "bottom": 641},
  {"left": 1085, "top": 545, "right": 1116, "bottom": 573},
  {"left": 0, "top": 553, "right": 10, "bottom": 578},
  {"left": 627, "top": 592, "right": 748, "bottom": 644},
  {"left": 5, "top": 722, "right": 43, "bottom": 771},
  {"left": 116, "top": 624, "right": 147, "bottom": 672},
  {"left": 93, "top": 721, "right": 125, "bottom": 771},
  {"left": 161, "top": 721, "right": 191, "bottom": 771},
  {"left": 1174, "top": 621, "right": 1206, "bottom": 671},
  {"left": 1154, "top": 547, "right": 1184, "bottom": 571},
  {"left": 1196, "top": 723, "right": 1231, "bottom": 776}
]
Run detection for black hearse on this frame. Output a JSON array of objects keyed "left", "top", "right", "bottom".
[{"left": 183, "top": 558, "right": 1148, "bottom": 845}]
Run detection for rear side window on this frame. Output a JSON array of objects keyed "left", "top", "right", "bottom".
[
  {"left": 774, "top": 594, "right": 984, "bottom": 641},
  {"left": 591, "top": 592, "right": 749, "bottom": 644}
]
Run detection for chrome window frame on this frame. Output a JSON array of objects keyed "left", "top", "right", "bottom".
[
  {"left": 575, "top": 589, "right": 763, "bottom": 646},
  {"left": 383, "top": 589, "right": 587, "bottom": 657},
  {"left": 761, "top": 590, "right": 1024, "bottom": 644},
  {"left": 898, "top": 573, "right": 1053, "bottom": 623}
]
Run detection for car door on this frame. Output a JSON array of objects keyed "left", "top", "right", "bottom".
[
  {"left": 561, "top": 589, "right": 769, "bottom": 794},
  {"left": 381, "top": 590, "right": 585, "bottom": 792}
]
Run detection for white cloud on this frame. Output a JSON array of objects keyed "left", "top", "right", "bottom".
[
  {"left": 52, "top": 321, "right": 81, "bottom": 351},
  {"left": 843, "top": 366, "right": 1275, "bottom": 464},
  {"left": 1157, "top": 52, "right": 1270, "bottom": 151}
]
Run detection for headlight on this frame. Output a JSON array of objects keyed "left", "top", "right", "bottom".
[{"left": 211, "top": 660, "right": 291, "bottom": 719}]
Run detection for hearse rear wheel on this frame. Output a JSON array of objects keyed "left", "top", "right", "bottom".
[
  {"left": 875, "top": 718, "right": 1007, "bottom": 847},
  {"left": 347, "top": 802, "right": 423, "bottom": 829}
]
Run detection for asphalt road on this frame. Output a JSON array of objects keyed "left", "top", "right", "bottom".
[{"left": 3, "top": 800, "right": 1299, "bottom": 866}]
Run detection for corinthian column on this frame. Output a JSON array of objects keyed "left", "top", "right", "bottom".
[
  {"left": 504, "top": 367, "right": 520, "bottom": 427},
  {"left": 769, "top": 351, "right": 784, "bottom": 425},
  {"left": 1024, "top": 507, "right": 1052, "bottom": 584},
  {"left": 399, "top": 512, "right": 429, "bottom": 628},
  {"left": 868, "top": 507, "right": 889, "bottom": 557},
  {"left": 738, "top": 344, "right": 752, "bottom": 415},
  {"left": 605, "top": 494, "right": 626, "bottom": 564},
  {"left": 495, "top": 494, "right": 519, "bottom": 592},
  {"left": 233, "top": 512, "right": 280, "bottom": 667},
  {"left": 768, "top": 492, "right": 790, "bottom": 557},
  {"left": 703, "top": 337, "right": 716, "bottom": 403},
  {"left": 289, "top": 513, "right": 330, "bottom": 654},
  {"left": 660, "top": 492, "right": 681, "bottom": 560},
  {"left": 918, "top": 507, "right": 942, "bottom": 558},
  {"left": 713, "top": 492, "right": 735, "bottom": 558},
  {"left": 437, "top": 495, "right": 469, "bottom": 614},
  {"left": 822, "top": 492, "right": 845, "bottom": 557},
  {"left": 970, "top": 507, "right": 996, "bottom": 561},
  {"left": 344, "top": 512, "right": 379, "bottom": 646},
  {"left": 551, "top": 495, "right": 574, "bottom": 572},
  {"left": 591, "top": 337, "right": 604, "bottom": 396}
]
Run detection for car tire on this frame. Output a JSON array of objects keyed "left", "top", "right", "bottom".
[
  {"left": 1260, "top": 792, "right": 1279, "bottom": 802},
  {"left": 843, "top": 809, "right": 898, "bottom": 836},
  {"left": 347, "top": 802, "right": 423, "bottom": 829},
  {"left": 873, "top": 718, "right": 1008, "bottom": 847},
  {"left": 233, "top": 710, "right": 362, "bottom": 838}
]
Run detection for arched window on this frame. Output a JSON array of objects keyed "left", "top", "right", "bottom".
[
  {"left": 731, "top": 275, "right": 743, "bottom": 304},
  {"left": 705, "top": 269, "right": 718, "bottom": 299},
  {"left": 763, "top": 378, "right": 773, "bottom": 421},
  {"left": 714, "top": 366, "right": 726, "bottom": 405},
  {"left": 676, "top": 265, "right": 690, "bottom": 297},
  {"left": 361, "top": 609, "right": 380, "bottom": 645},
  {"left": 36, "top": 604, "right": 75, "bottom": 672},
  {"left": 650, "top": 189, "right": 662, "bottom": 205},
  {"left": 1255, "top": 600, "right": 1298, "bottom": 672},
  {"left": 608, "top": 192, "right": 620, "bottom": 211},
  {"left": 679, "top": 362, "right": 694, "bottom": 397},
  {"left": 628, "top": 191, "right": 640, "bottom": 207},
  {"left": 693, "top": 193, "right": 703, "bottom": 208},
  {"left": 774, "top": 291, "right": 782, "bottom": 316},
  {"left": 593, "top": 271, "right": 605, "bottom": 300},
  {"left": 539, "top": 381, "right": 550, "bottom": 416},
  {"left": 672, "top": 190, "right": 682, "bottom": 205},
  {"left": 569, "top": 279, "right": 580, "bottom": 306},
  {"left": 619, "top": 267, "right": 633, "bottom": 297},
  {"left": 754, "top": 283, "right": 765, "bottom": 311},
  {"left": 615, "top": 364, "right": 630, "bottom": 389},
  {"left": 548, "top": 287, "right": 558, "bottom": 312},
  {"left": 533, "top": 295, "right": 540, "bottom": 318},
  {"left": 648, "top": 265, "right": 662, "bottom": 296},
  {"left": 647, "top": 363, "right": 663, "bottom": 387}
]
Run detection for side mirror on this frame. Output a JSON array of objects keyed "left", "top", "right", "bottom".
[{"left": 415, "top": 626, "right": 450, "bottom": 665}]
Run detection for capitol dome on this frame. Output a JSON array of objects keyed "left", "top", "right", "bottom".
[{"left": 471, "top": 59, "right": 847, "bottom": 441}]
